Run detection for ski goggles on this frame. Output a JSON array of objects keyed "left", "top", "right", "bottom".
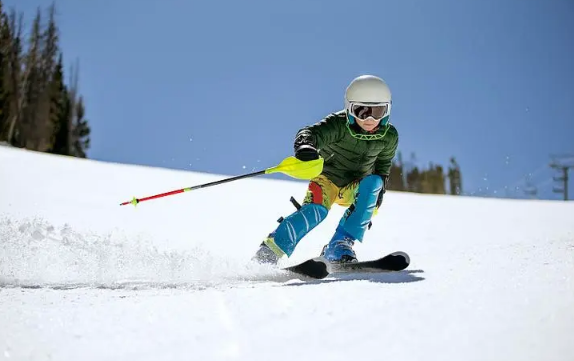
[{"left": 349, "top": 102, "right": 390, "bottom": 121}]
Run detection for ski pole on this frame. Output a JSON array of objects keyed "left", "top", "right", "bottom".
[{"left": 119, "top": 155, "right": 324, "bottom": 206}]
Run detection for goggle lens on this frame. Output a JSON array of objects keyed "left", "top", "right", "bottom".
[{"left": 350, "top": 103, "right": 389, "bottom": 120}]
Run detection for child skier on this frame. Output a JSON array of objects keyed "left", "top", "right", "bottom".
[{"left": 253, "top": 74, "right": 398, "bottom": 265}]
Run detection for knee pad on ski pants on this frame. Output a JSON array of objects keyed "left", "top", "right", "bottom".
[
  {"left": 273, "top": 203, "right": 328, "bottom": 257},
  {"left": 339, "top": 174, "right": 383, "bottom": 242}
]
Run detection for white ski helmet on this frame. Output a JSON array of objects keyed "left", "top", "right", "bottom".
[{"left": 345, "top": 75, "right": 392, "bottom": 126}]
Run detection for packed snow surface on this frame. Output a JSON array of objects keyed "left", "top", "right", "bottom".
[{"left": 1, "top": 146, "right": 573, "bottom": 361}]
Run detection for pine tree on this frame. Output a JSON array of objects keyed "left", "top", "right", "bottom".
[
  {"left": 0, "top": 3, "right": 8, "bottom": 140},
  {"left": 19, "top": 9, "right": 43, "bottom": 149},
  {"left": 1, "top": 3, "right": 91, "bottom": 156},
  {"left": 419, "top": 164, "right": 432, "bottom": 194},
  {"left": 388, "top": 162, "right": 405, "bottom": 191},
  {"left": 5, "top": 9, "right": 23, "bottom": 146},
  {"left": 71, "top": 95, "right": 90, "bottom": 158},
  {"left": 48, "top": 53, "right": 68, "bottom": 154},
  {"left": 406, "top": 166, "right": 422, "bottom": 193},
  {"left": 433, "top": 165, "right": 446, "bottom": 194},
  {"left": 35, "top": 3, "right": 59, "bottom": 151},
  {"left": 419, "top": 164, "right": 444, "bottom": 195},
  {"left": 387, "top": 151, "right": 406, "bottom": 191},
  {"left": 448, "top": 157, "right": 463, "bottom": 195}
]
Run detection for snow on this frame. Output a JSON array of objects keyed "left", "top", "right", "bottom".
[{"left": 1, "top": 146, "right": 574, "bottom": 361}]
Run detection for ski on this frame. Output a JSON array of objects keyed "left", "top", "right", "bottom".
[
  {"left": 282, "top": 257, "right": 330, "bottom": 279},
  {"left": 329, "top": 251, "right": 410, "bottom": 274},
  {"left": 281, "top": 251, "right": 409, "bottom": 279}
]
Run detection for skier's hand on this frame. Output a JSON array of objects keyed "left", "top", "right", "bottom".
[
  {"left": 373, "top": 175, "right": 388, "bottom": 216},
  {"left": 373, "top": 194, "right": 383, "bottom": 217},
  {"left": 295, "top": 145, "right": 319, "bottom": 161}
]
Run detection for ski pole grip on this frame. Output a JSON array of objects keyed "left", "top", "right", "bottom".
[{"left": 290, "top": 196, "right": 302, "bottom": 210}]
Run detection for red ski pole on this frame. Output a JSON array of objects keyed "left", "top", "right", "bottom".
[{"left": 119, "top": 156, "right": 324, "bottom": 207}]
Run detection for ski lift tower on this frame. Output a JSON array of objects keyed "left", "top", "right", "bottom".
[{"left": 550, "top": 154, "right": 574, "bottom": 201}]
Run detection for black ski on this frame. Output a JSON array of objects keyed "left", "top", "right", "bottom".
[
  {"left": 282, "top": 251, "right": 409, "bottom": 279},
  {"left": 329, "top": 251, "right": 410, "bottom": 274}
]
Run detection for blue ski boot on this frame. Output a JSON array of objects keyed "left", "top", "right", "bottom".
[{"left": 320, "top": 228, "right": 357, "bottom": 263}]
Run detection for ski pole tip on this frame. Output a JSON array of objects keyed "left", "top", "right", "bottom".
[{"left": 119, "top": 197, "right": 139, "bottom": 207}]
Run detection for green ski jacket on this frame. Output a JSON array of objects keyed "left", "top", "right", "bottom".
[{"left": 294, "top": 110, "right": 398, "bottom": 188}]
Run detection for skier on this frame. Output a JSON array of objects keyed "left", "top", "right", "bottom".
[{"left": 253, "top": 74, "right": 398, "bottom": 265}]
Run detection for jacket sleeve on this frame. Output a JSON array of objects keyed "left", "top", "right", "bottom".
[
  {"left": 293, "top": 113, "right": 346, "bottom": 152},
  {"left": 374, "top": 130, "right": 398, "bottom": 177}
]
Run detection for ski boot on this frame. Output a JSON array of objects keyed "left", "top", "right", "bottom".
[
  {"left": 251, "top": 233, "right": 284, "bottom": 265},
  {"left": 320, "top": 228, "right": 358, "bottom": 263}
]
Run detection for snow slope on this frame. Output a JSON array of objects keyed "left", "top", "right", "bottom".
[{"left": 1, "top": 146, "right": 573, "bottom": 361}]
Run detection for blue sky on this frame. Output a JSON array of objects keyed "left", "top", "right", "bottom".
[{"left": 6, "top": 0, "right": 574, "bottom": 200}]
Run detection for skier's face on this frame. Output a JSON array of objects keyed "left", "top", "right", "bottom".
[
  {"left": 349, "top": 103, "right": 387, "bottom": 132},
  {"left": 356, "top": 117, "right": 381, "bottom": 132}
]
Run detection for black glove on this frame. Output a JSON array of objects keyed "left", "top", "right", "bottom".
[
  {"left": 295, "top": 145, "right": 319, "bottom": 161},
  {"left": 376, "top": 175, "right": 389, "bottom": 208}
]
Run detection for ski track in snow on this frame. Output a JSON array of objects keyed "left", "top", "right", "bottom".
[{"left": 1, "top": 146, "right": 574, "bottom": 361}]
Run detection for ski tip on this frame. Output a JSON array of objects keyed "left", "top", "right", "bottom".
[
  {"left": 384, "top": 251, "right": 410, "bottom": 271},
  {"left": 390, "top": 251, "right": 410, "bottom": 265}
]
